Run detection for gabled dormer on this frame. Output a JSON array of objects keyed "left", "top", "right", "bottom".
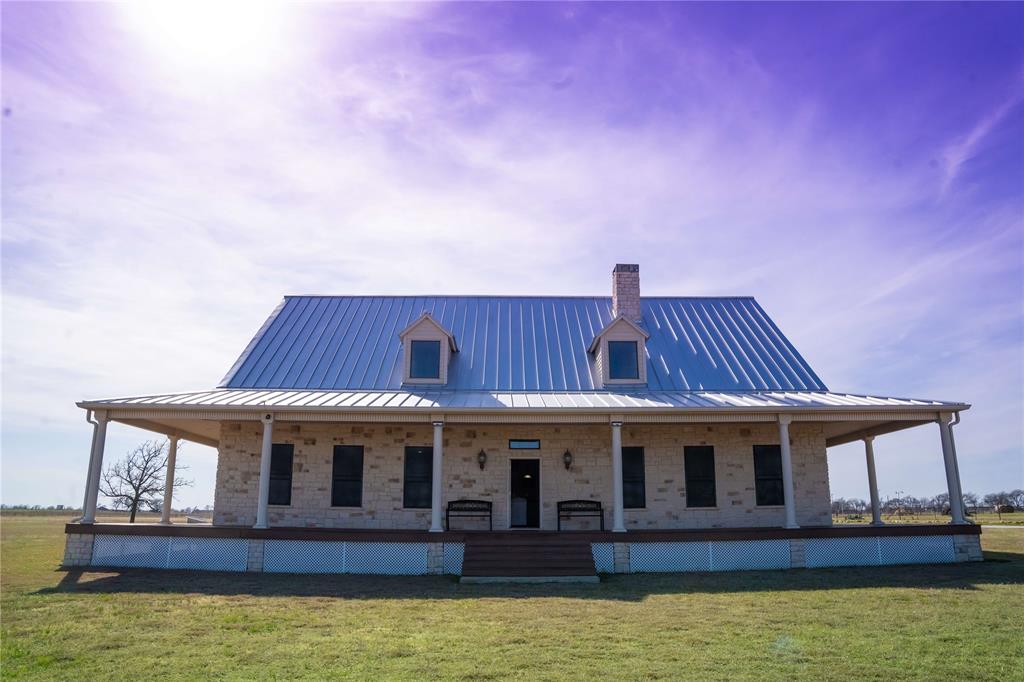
[
  {"left": 589, "top": 315, "right": 649, "bottom": 387},
  {"left": 398, "top": 312, "right": 458, "bottom": 385}
]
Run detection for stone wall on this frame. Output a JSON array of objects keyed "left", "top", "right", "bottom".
[
  {"left": 62, "top": 532, "right": 94, "bottom": 567},
  {"left": 213, "top": 421, "right": 831, "bottom": 529}
]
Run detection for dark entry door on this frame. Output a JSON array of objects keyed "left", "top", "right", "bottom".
[{"left": 510, "top": 459, "right": 540, "bottom": 528}]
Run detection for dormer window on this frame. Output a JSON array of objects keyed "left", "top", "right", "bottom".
[
  {"left": 608, "top": 341, "right": 639, "bottom": 380},
  {"left": 398, "top": 312, "right": 458, "bottom": 385},
  {"left": 409, "top": 340, "right": 441, "bottom": 379},
  {"left": 588, "top": 315, "right": 649, "bottom": 388}
]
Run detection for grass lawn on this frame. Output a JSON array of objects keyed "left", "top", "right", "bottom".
[
  {"left": 833, "top": 511, "right": 1024, "bottom": 526},
  {"left": 2, "top": 514, "right": 1022, "bottom": 680}
]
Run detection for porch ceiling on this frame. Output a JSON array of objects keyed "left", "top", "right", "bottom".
[{"left": 81, "top": 389, "right": 967, "bottom": 448}]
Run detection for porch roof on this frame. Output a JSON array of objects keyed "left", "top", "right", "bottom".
[{"left": 78, "top": 389, "right": 967, "bottom": 450}]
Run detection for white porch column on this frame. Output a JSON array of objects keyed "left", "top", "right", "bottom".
[
  {"left": 863, "top": 436, "right": 883, "bottom": 526},
  {"left": 611, "top": 420, "right": 626, "bottom": 532},
  {"left": 81, "top": 411, "right": 109, "bottom": 524},
  {"left": 430, "top": 420, "right": 444, "bottom": 532},
  {"left": 80, "top": 412, "right": 101, "bottom": 515},
  {"left": 938, "top": 413, "right": 966, "bottom": 524},
  {"left": 778, "top": 415, "right": 798, "bottom": 529},
  {"left": 160, "top": 436, "right": 179, "bottom": 525},
  {"left": 254, "top": 414, "right": 274, "bottom": 529}
]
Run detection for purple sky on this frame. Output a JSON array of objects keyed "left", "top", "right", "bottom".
[{"left": 2, "top": 2, "right": 1022, "bottom": 508}]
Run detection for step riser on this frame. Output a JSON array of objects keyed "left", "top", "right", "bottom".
[{"left": 461, "top": 539, "right": 597, "bottom": 579}]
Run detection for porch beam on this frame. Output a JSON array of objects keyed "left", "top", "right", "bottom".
[
  {"left": 938, "top": 413, "right": 966, "bottom": 524},
  {"left": 778, "top": 415, "right": 798, "bottom": 529},
  {"left": 81, "top": 411, "right": 109, "bottom": 524},
  {"left": 254, "top": 413, "right": 274, "bottom": 529},
  {"left": 611, "top": 420, "right": 625, "bottom": 532},
  {"left": 430, "top": 420, "right": 444, "bottom": 532},
  {"left": 160, "top": 436, "right": 179, "bottom": 525},
  {"left": 863, "top": 436, "right": 883, "bottom": 526}
]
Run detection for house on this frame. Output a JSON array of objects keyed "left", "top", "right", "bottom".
[{"left": 64, "top": 265, "right": 981, "bottom": 580}]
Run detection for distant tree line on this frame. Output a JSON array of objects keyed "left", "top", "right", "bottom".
[{"left": 832, "top": 489, "right": 1024, "bottom": 517}]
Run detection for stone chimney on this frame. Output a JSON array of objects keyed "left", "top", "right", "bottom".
[{"left": 612, "top": 263, "right": 641, "bottom": 322}]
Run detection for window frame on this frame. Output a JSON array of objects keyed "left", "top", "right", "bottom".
[
  {"left": 268, "top": 443, "right": 294, "bottom": 507},
  {"left": 684, "top": 445, "right": 717, "bottom": 508},
  {"left": 621, "top": 446, "right": 646, "bottom": 509},
  {"left": 607, "top": 340, "right": 640, "bottom": 380},
  {"left": 331, "top": 445, "right": 364, "bottom": 508},
  {"left": 408, "top": 339, "right": 442, "bottom": 379},
  {"left": 508, "top": 439, "right": 541, "bottom": 450},
  {"left": 753, "top": 444, "right": 786, "bottom": 507},
  {"left": 403, "top": 446, "right": 434, "bottom": 509}
]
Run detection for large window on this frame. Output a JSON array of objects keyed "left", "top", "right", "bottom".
[
  {"left": 684, "top": 446, "right": 717, "bottom": 508},
  {"left": 608, "top": 341, "right": 639, "bottom": 380},
  {"left": 622, "top": 446, "right": 646, "bottom": 508},
  {"left": 331, "top": 445, "right": 364, "bottom": 507},
  {"left": 403, "top": 446, "right": 433, "bottom": 508},
  {"left": 409, "top": 340, "right": 441, "bottom": 379},
  {"left": 268, "top": 444, "right": 294, "bottom": 506},
  {"left": 753, "top": 444, "right": 785, "bottom": 506}
]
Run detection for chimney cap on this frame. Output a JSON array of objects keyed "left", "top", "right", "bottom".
[{"left": 613, "top": 263, "right": 639, "bottom": 273}]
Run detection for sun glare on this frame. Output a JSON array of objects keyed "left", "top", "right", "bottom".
[{"left": 119, "top": 1, "right": 288, "bottom": 72}]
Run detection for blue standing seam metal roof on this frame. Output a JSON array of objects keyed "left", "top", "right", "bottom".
[{"left": 219, "top": 296, "right": 827, "bottom": 393}]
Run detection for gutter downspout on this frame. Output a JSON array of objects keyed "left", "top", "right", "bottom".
[
  {"left": 75, "top": 410, "right": 100, "bottom": 522},
  {"left": 948, "top": 412, "right": 971, "bottom": 524}
]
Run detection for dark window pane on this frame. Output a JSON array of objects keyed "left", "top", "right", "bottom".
[
  {"left": 403, "top": 446, "right": 433, "bottom": 508},
  {"left": 608, "top": 341, "right": 639, "bottom": 380},
  {"left": 268, "top": 444, "right": 293, "bottom": 506},
  {"left": 684, "top": 446, "right": 716, "bottom": 508},
  {"left": 509, "top": 439, "right": 540, "bottom": 449},
  {"left": 753, "top": 445, "right": 785, "bottom": 506},
  {"left": 332, "top": 445, "right": 363, "bottom": 507},
  {"left": 622, "top": 446, "right": 645, "bottom": 508},
  {"left": 409, "top": 340, "right": 441, "bottom": 379}
]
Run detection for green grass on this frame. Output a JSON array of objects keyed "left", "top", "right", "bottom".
[{"left": 2, "top": 514, "right": 1022, "bottom": 680}]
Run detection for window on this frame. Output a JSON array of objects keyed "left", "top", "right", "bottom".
[
  {"left": 684, "top": 446, "right": 716, "bottom": 508},
  {"left": 331, "top": 445, "right": 364, "bottom": 507},
  {"left": 268, "top": 444, "right": 293, "bottom": 506},
  {"left": 509, "top": 439, "right": 540, "bottom": 449},
  {"left": 409, "top": 340, "right": 441, "bottom": 379},
  {"left": 403, "top": 446, "right": 433, "bottom": 508},
  {"left": 622, "top": 446, "right": 646, "bottom": 508},
  {"left": 753, "top": 444, "right": 785, "bottom": 506},
  {"left": 608, "top": 340, "right": 639, "bottom": 380}
]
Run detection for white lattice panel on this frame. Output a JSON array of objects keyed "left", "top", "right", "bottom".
[
  {"left": 879, "top": 536, "right": 955, "bottom": 565},
  {"left": 166, "top": 538, "right": 247, "bottom": 572},
  {"left": 345, "top": 542, "right": 429, "bottom": 575},
  {"left": 443, "top": 543, "right": 464, "bottom": 574},
  {"left": 92, "top": 535, "right": 168, "bottom": 568},
  {"left": 264, "top": 540, "right": 346, "bottom": 574},
  {"left": 629, "top": 541, "right": 712, "bottom": 573},
  {"left": 710, "top": 540, "right": 790, "bottom": 571},
  {"left": 805, "top": 537, "right": 879, "bottom": 568},
  {"left": 591, "top": 543, "right": 615, "bottom": 573}
]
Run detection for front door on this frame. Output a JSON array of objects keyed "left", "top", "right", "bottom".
[{"left": 510, "top": 459, "right": 540, "bottom": 528}]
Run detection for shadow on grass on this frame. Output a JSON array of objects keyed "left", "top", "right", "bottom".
[{"left": 39, "top": 550, "right": 1024, "bottom": 601}]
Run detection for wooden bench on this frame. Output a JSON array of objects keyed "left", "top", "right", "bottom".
[
  {"left": 446, "top": 499, "right": 493, "bottom": 531},
  {"left": 557, "top": 500, "right": 604, "bottom": 531}
]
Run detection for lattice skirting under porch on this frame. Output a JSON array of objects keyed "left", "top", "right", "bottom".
[{"left": 67, "top": 530, "right": 980, "bottom": 576}]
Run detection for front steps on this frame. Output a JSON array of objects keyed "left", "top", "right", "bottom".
[{"left": 460, "top": 534, "right": 598, "bottom": 583}]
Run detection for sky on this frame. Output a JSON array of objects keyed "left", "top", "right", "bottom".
[{"left": 2, "top": 2, "right": 1022, "bottom": 509}]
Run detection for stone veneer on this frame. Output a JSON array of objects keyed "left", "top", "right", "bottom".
[{"left": 214, "top": 421, "right": 831, "bottom": 530}]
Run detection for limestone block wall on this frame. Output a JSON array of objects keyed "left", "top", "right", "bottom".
[{"left": 213, "top": 421, "right": 831, "bottom": 530}]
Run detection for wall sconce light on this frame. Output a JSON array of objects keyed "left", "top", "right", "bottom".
[
  {"left": 477, "top": 450, "right": 487, "bottom": 470},
  {"left": 563, "top": 450, "right": 573, "bottom": 470}
]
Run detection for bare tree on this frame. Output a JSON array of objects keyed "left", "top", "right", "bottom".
[{"left": 99, "top": 440, "right": 192, "bottom": 522}]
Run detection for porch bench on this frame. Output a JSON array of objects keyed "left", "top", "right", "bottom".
[
  {"left": 446, "top": 499, "right": 493, "bottom": 531},
  {"left": 558, "top": 500, "right": 605, "bottom": 531}
]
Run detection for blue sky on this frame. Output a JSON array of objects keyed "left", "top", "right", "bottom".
[{"left": 2, "top": 2, "right": 1022, "bottom": 508}]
